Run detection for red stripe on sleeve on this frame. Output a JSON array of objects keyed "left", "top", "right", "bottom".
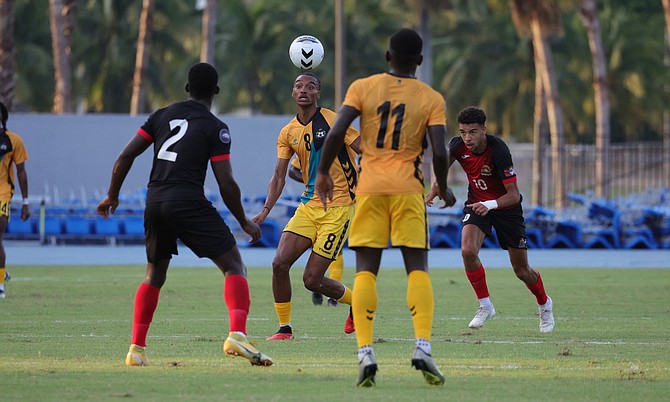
[
  {"left": 137, "top": 128, "right": 154, "bottom": 142},
  {"left": 211, "top": 154, "right": 230, "bottom": 162},
  {"left": 503, "top": 176, "right": 517, "bottom": 185}
]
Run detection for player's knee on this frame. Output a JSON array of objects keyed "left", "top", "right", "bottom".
[
  {"left": 271, "top": 259, "right": 291, "bottom": 275},
  {"left": 302, "top": 274, "right": 321, "bottom": 292},
  {"left": 461, "top": 246, "right": 479, "bottom": 262}
]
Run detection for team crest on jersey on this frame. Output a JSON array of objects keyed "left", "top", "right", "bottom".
[
  {"left": 315, "top": 128, "right": 326, "bottom": 138},
  {"left": 292, "top": 137, "right": 299, "bottom": 145},
  {"left": 504, "top": 166, "right": 515, "bottom": 177},
  {"left": 480, "top": 165, "right": 492, "bottom": 176},
  {"left": 0, "top": 144, "right": 6, "bottom": 150},
  {"left": 219, "top": 128, "right": 231, "bottom": 144}
]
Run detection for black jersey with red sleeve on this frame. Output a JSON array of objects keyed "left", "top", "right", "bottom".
[
  {"left": 137, "top": 100, "right": 231, "bottom": 202},
  {"left": 449, "top": 134, "right": 518, "bottom": 207}
]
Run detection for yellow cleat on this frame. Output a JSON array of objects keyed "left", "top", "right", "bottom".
[
  {"left": 125, "top": 344, "right": 150, "bottom": 366},
  {"left": 224, "top": 332, "right": 273, "bottom": 366}
]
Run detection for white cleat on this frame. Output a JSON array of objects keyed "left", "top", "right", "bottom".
[
  {"left": 539, "top": 297, "right": 555, "bottom": 333},
  {"left": 468, "top": 306, "right": 496, "bottom": 329}
]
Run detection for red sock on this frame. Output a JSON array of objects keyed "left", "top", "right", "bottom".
[
  {"left": 131, "top": 283, "right": 161, "bottom": 347},
  {"left": 224, "top": 274, "right": 250, "bottom": 335},
  {"left": 526, "top": 273, "right": 548, "bottom": 305},
  {"left": 466, "top": 265, "right": 490, "bottom": 299}
]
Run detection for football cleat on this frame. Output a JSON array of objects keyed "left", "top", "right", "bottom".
[
  {"left": 224, "top": 332, "right": 273, "bottom": 366},
  {"left": 266, "top": 325, "right": 294, "bottom": 340},
  {"left": 344, "top": 307, "right": 355, "bottom": 334},
  {"left": 411, "top": 347, "right": 445, "bottom": 386},
  {"left": 4, "top": 271, "right": 10, "bottom": 282},
  {"left": 539, "top": 297, "right": 555, "bottom": 333},
  {"left": 468, "top": 306, "right": 496, "bottom": 329},
  {"left": 357, "top": 350, "right": 378, "bottom": 387},
  {"left": 312, "top": 292, "right": 323, "bottom": 305},
  {"left": 0, "top": 290, "right": 5, "bottom": 299},
  {"left": 125, "top": 344, "right": 150, "bottom": 366},
  {"left": 327, "top": 298, "right": 338, "bottom": 307}
]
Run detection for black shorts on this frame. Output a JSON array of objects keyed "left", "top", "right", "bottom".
[
  {"left": 462, "top": 203, "right": 528, "bottom": 250},
  {"left": 144, "top": 200, "right": 236, "bottom": 263}
]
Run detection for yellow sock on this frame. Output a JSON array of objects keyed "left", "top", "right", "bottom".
[
  {"left": 0, "top": 268, "right": 5, "bottom": 285},
  {"left": 407, "top": 270, "right": 434, "bottom": 341},
  {"left": 328, "top": 254, "right": 344, "bottom": 282},
  {"left": 273, "top": 301, "right": 292, "bottom": 326},
  {"left": 353, "top": 271, "right": 377, "bottom": 348},
  {"left": 337, "top": 286, "right": 353, "bottom": 305}
]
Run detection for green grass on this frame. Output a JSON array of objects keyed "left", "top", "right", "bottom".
[{"left": 1, "top": 264, "right": 669, "bottom": 401}]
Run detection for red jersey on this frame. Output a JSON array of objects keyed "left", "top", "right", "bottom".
[{"left": 449, "top": 135, "right": 518, "bottom": 207}]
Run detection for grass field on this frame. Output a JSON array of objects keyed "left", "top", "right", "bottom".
[{"left": 1, "top": 264, "right": 669, "bottom": 401}]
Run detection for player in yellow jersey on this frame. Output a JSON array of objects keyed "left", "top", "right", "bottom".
[
  {"left": 0, "top": 102, "right": 31, "bottom": 300},
  {"left": 289, "top": 157, "right": 346, "bottom": 308},
  {"left": 253, "top": 72, "right": 360, "bottom": 340},
  {"left": 316, "top": 29, "right": 456, "bottom": 387}
]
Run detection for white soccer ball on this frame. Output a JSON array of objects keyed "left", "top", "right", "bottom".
[{"left": 289, "top": 35, "right": 324, "bottom": 70}]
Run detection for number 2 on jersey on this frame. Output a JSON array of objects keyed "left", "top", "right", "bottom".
[
  {"left": 157, "top": 119, "right": 189, "bottom": 162},
  {"left": 376, "top": 101, "right": 405, "bottom": 150}
]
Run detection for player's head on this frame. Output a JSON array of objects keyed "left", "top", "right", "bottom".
[
  {"left": 292, "top": 72, "right": 321, "bottom": 107},
  {"left": 387, "top": 28, "right": 423, "bottom": 69},
  {"left": 0, "top": 101, "right": 8, "bottom": 131},
  {"left": 457, "top": 106, "right": 487, "bottom": 126},
  {"left": 186, "top": 63, "right": 220, "bottom": 98}
]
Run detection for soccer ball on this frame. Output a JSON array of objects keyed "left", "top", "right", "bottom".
[{"left": 288, "top": 35, "right": 324, "bottom": 70}]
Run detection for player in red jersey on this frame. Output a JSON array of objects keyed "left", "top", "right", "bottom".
[
  {"left": 427, "top": 106, "right": 554, "bottom": 333},
  {"left": 98, "top": 63, "right": 272, "bottom": 367}
]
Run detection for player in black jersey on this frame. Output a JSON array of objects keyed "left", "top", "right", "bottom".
[
  {"left": 427, "top": 106, "right": 555, "bottom": 333},
  {"left": 97, "top": 63, "right": 272, "bottom": 367}
]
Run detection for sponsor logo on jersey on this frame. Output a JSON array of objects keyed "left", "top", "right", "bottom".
[
  {"left": 219, "top": 128, "right": 231, "bottom": 144},
  {"left": 480, "top": 165, "right": 492, "bottom": 176},
  {"left": 461, "top": 154, "right": 470, "bottom": 159}
]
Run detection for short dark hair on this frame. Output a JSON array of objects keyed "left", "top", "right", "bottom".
[
  {"left": 389, "top": 28, "right": 422, "bottom": 58},
  {"left": 457, "top": 106, "right": 487, "bottom": 125},
  {"left": 188, "top": 63, "right": 219, "bottom": 98},
  {"left": 0, "top": 101, "right": 8, "bottom": 131},
  {"left": 296, "top": 72, "right": 321, "bottom": 91}
]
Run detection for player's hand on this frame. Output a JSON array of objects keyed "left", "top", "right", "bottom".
[
  {"left": 425, "top": 182, "right": 440, "bottom": 206},
  {"left": 440, "top": 187, "right": 457, "bottom": 208},
  {"left": 315, "top": 172, "right": 334, "bottom": 211},
  {"left": 466, "top": 201, "right": 491, "bottom": 216},
  {"left": 251, "top": 208, "right": 269, "bottom": 225},
  {"left": 241, "top": 218, "right": 261, "bottom": 243},
  {"left": 97, "top": 197, "right": 119, "bottom": 218},
  {"left": 20, "top": 204, "right": 31, "bottom": 221}
]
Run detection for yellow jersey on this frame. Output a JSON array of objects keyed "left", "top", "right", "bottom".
[
  {"left": 342, "top": 73, "right": 446, "bottom": 195},
  {"left": 277, "top": 107, "right": 359, "bottom": 207},
  {"left": 0, "top": 130, "right": 29, "bottom": 200}
]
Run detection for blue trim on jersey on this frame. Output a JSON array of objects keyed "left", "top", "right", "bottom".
[{"left": 301, "top": 146, "right": 322, "bottom": 204}]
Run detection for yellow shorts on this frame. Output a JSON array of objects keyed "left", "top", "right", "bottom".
[
  {"left": 349, "top": 193, "right": 429, "bottom": 249},
  {"left": 284, "top": 203, "right": 353, "bottom": 260},
  {"left": 0, "top": 200, "right": 10, "bottom": 218}
]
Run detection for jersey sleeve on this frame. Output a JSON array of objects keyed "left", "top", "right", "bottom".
[
  {"left": 426, "top": 91, "right": 447, "bottom": 127},
  {"left": 343, "top": 125, "right": 360, "bottom": 147},
  {"left": 210, "top": 123, "right": 232, "bottom": 161},
  {"left": 137, "top": 112, "right": 157, "bottom": 142},
  {"left": 11, "top": 135, "right": 28, "bottom": 164},
  {"left": 276, "top": 126, "right": 294, "bottom": 160},
  {"left": 342, "top": 78, "right": 364, "bottom": 112},
  {"left": 492, "top": 140, "right": 517, "bottom": 184}
]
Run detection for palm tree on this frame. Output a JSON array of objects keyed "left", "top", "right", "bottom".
[
  {"left": 510, "top": 0, "right": 566, "bottom": 208},
  {"left": 130, "top": 0, "right": 154, "bottom": 116},
  {"left": 0, "top": 0, "right": 16, "bottom": 108},
  {"left": 199, "top": 0, "right": 217, "bottom": 65},
  {"left": 663, "top": 0, "right": 670, "bottom": 185},
  {"left": 48, "top": 0, "right": 75, "bottom": 113},
  {"left": 579, "top": 0, "right": 610, "bottom": 199}
]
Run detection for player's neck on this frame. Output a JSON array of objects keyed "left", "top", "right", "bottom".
[{"left": 297, "top": 104, "right": 318, "bottom": 125}]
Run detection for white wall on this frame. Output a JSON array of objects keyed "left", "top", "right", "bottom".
[{"left": 10, "top": 113, "right": 307, "bottom": 205}]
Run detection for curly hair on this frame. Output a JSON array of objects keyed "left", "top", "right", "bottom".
[{"left": 457, "top": 106, "right": 487, "bottom": 126}]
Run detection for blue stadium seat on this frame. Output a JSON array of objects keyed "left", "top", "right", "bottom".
[
  {"left": 94, "top": 217, "right": 122, "bottom": 236},
  {"left": 7, "top": 218, "right": 36, "bottom": 235},
  {"left": 64, "top": 216, "right": 92, "bottom": 235},
  {"left": 44, "top": 216, "right": 65, "bottom": 235},
  {"left": 250, "top": 220, "right": 281, "bottom": 248},
  {"left": 429, "top": 221, "right": 460, "bottom": 248},
  {"left": 123, "top": 216, "right": 144, "bottom": 236}
]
